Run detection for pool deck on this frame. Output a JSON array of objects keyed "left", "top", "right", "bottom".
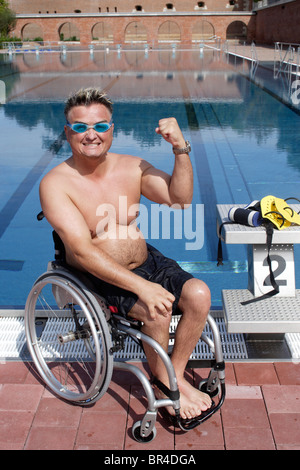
[
  {"left": 0, "top": 359, "right": 299, "bottom": 450},
  {"left": 1, "top": 43, "right": 300, "bottom": 451}
]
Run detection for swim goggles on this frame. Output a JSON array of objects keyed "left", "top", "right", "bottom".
[{"left": 66, "top": 119, "right": 113, "bottom": 133}]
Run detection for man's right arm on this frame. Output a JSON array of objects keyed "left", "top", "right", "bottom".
[{"left": 39, "top": 174, "right": 174, "bottom": 320}]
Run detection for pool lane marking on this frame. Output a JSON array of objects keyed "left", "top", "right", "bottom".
[
  {"left": 178, "top": 74, "right": 224, "bottom": 262},
  {"left": 207, "top": 103, "right": 252, "bottom": 200},
  {"left": 6, "top": 75, "right": 65, "bottom": 102},
  {"left": 0, "top": 69, "right": 127, "bottom": 238},
  {"left": 0, "top": 260, "right": 24, "bottom": 271},
  {"left": 4, "top": 56, "right": 124, "bottom": 102},
  {"left": 0, "top": 132, "right": 65, "bottom": 239}
]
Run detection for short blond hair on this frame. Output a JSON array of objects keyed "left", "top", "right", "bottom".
[{"left": 64, "top": 88, "right": 113, "bottom": 120}]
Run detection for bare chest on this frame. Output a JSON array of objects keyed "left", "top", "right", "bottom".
[{"left": 69, "top": 176, "right": 141, "bottom": 238}]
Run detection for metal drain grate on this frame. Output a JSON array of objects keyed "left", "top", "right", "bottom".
[
  {"left": 285, "top": 333, "right": 300, "bottom": 360},
  {"left": 0, "top": 317, "right": 26, "bottom": 359},
  {"left": 0, "top": 315, "right": 249, "bottom": 361},
  {"left": 193, "top": 318, "right": 248, "bottom": 360},
  {"left": 1, "top": 314, "right": 299, "bottom": 361}
]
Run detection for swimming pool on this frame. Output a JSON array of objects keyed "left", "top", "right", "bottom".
[{"left": 1, "top": 47, "right": 300, "bottom": 308}]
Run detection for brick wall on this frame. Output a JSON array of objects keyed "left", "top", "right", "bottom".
[
  {"left": 13, "top": 14, "right": 256, "bottom": 44},
  {"left": 9, "top": 1, "right": 252, "bottom": 14},
  {"left": 255, "top": 0, "right": 300, "bottom": 45},
  {"left": 9, "top": 1, "right": 300, "bottom": 46}
]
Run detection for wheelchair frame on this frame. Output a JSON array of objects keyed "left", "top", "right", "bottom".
[{"left": 25, "top": 259, "right": 225, "bottom": 443}]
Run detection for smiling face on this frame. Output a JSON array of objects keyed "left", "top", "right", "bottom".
[{"left": 64, "top": 103, "right": 114, "bottom": 161}]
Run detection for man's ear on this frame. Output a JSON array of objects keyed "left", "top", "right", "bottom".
[{"left": 64, "top": 125, "right": 70, "bottom": 143}]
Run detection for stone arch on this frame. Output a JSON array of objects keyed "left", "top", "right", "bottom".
[
  {"left": 21, "top": 23, "right": 43, "bottom": 40},
  {"left": 158, "top": 21, "right": 181, "bottom": 43},
  {"left": 124, "top": 21, "right": 148, "bottom": 43},
  {"left": 58, "top": 22, "right": 80, "bottom": 41},
  {"left": 91, "top": 22, "right": 113, "bottom": 43},
  {"left": 226, "top": 21, "right": 247, "bottom": 41},
  {"left": 192, "top": 20, "right": 215, "bottom": 41}
]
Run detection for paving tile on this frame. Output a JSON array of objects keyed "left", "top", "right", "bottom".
[
  {"left": 33, "top": 396, "right": 82, "bottom": 427},
  {"left": 0, "top": 410, "right": 35, "bottom": 450},
  {"left": 84, "top": 380, "right": 130, "bottom": 414},
  {"left": 112, "top": 362, "right": 151, "bottom": 385},
  {"left": 269, "top": 414, "right": 300, "bottom": 448},
  {"left": 25, "top": 426, "right": 78, "bottom": 450},
  {"left": 276, "top": 444, "right": 300, "bottom": 450},
  {"left": 224, "top": 426, "right": 275, "bottom": 450},
  {"left": 76, "top": 410, "right": 127, "bottom": 449},
  {"left": 178, "top": 445, "right": 225, "bottom": 450},
  {"left": 222, "top": 362, "right": 237, "bottom": 385},
  {"left": 0, "top": 384, "right": 44, "bottom": 411},
  {"left": 221, "top": 398, "right": 269, "bottom": 428},
  {"left": 274, "top": 362, "right": 300, "bottom": 385},
  {"left": 125, "top": 419, "right": 175, "bottom": 450},
  {"left": 234, "top": 362, "right": 279, "bottom": 385},
  {"left": 74, "top": 443, "right": 123, "bottom": 450},
  {"left": 0, "top": 361, "right": 30, "bottom": 384},
  {"left": 262, "top": 385, "right": 300, "bottom": 414},
  {"left": 125, "top": 385, "right": 175, "bottom": 450},
  {"left": 174, "top": 412, "right": 224, "bottom": 449},
  {"left": 24, "top": 363, "right": 47, "bottom": 386},
  {"left": 225, "top": 384, "right": 262, "bottom": 399},
  {"left": 1, "top": 360, "right": 300, "bottom": 450},
  {"left": 193, "top": 364, "right": 233, "bottom": 387},
  {"left": 127, "top": 384, "right": 151, "bottom": 416}
]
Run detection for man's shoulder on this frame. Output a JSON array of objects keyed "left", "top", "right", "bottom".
[
  {"left": 40, "top": 159, "right": 71, "bottom": 187},
  {"left": 113, "top": 153, "right": 151, "bottom": 172},
  {"left": 117, "top": 153, "right": 152, "bottom": 168},
  {"left": 114, "top": 153, "right": 143, "bottom": 163}
]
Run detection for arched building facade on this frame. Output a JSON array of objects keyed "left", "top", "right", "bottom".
[{"left": 13, "top": 13, "right": 255, "bottom": 45}]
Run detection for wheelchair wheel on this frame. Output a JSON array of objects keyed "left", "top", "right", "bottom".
[
  {"left": 199, "top": 379, "right": 220, "bottom": 398},
  {"left": 25, "top": 272, "right": 113, "bottom": 405},
  {"left": 132, "top": 421, "right": 157, "bottom": 443}
]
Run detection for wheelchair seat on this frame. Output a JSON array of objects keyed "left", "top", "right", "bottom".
[{"left": 24, "top": 214, "right": 225, "bottom": 442}]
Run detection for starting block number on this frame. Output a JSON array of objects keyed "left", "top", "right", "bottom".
[{"left": 248, "top": 244, "right": 295, "bottom": 297}]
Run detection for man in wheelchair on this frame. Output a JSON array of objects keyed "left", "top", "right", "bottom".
[{"left": 39, "top": 87, "right": 212, "bottom": 421}]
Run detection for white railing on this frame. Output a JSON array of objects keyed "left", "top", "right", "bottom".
[
  {"left": 274, "top": 42, "right": 300, "bottom": 78},
  {"left": 253, "top": 0, "right": 294, "bottom": 11},
  {"left": 221, "top": 40, "right": 259, "bottom": 77}
]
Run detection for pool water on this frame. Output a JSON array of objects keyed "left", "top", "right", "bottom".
[{"left": 0, "top": 48, "right": 300, "bottom": 307}]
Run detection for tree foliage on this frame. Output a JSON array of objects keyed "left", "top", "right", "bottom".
[{"left": 0, "top": 0, "right": 16, "bottom": 37}]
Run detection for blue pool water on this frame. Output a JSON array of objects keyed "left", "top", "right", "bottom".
[{"left": 0, "top": 48, "right": 300, "bottom": 307}]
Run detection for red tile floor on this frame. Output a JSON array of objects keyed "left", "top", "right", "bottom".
[{"left": 0, "top": 360, "right": 299, "bottom": 450}]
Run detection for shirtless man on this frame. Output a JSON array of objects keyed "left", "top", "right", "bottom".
[{"left": 39, "top": 88, "right": 212, "bottom": 421}]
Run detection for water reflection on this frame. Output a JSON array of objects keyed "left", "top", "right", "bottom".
[
  {"left": 1, "top": 49, "right": 300, "bottom": 305},
  {"left": 1, "top": 49, "right": 299, "bottom": 174}
]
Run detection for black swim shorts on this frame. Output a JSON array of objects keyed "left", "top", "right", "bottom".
[{"left": 84, "top": 244, "right": 193, "bottom": 318}]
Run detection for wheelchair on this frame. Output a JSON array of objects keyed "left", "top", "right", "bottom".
[{"left": 24, "top": 220, "right": 225, "bottom": 443}]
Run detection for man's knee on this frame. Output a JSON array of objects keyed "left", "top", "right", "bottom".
[
  {"left": 178, "top": 278, "right": 211, "bottom": 316},
  {"left": 129, "top": 300, "right": 172, "bottom": 329}
]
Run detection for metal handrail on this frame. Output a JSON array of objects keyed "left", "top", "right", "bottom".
[{"left": 274, "top": 42, "right": 300, "bottom": 78}]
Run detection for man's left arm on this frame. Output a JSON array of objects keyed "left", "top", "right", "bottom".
[{"left": 141, "top": 117, "right": 193, "bottom": 208}]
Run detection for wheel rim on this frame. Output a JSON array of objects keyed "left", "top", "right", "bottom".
[{"left": 25, "top": 274, "right": 112, "bottom": 404}]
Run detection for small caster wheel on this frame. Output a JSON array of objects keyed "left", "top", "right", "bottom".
[
  {"left": 199, "top": 379, "right": 220, "bottom": 398},
  {"left": 132, "top": 420, "right": 157, "bottom": 443}
]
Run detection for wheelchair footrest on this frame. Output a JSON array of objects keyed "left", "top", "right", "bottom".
[{"left": 176, "top": 382, "right": 226, "bottom": 431}]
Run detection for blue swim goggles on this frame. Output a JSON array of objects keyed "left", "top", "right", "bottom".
[{"left": 67, "top": 119, "right": 113, "bottom": 133}]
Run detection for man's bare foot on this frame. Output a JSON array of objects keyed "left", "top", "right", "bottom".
[
  {"left": 154, "top": 377, "right": 212, "bottom": 420},
  {"left": 177, "top": 377, "right": 212, "bottom": 419}
]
